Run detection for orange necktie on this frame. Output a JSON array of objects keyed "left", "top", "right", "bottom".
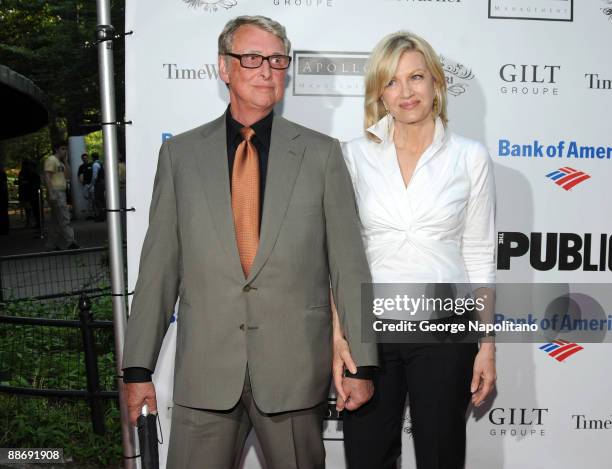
[{"left": 231, "top": 127, "right": 260, "bottom": 277}]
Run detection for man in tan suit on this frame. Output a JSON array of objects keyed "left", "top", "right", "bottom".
[{"left": 122, "top": 16, "right": 377, "bottom": 468}]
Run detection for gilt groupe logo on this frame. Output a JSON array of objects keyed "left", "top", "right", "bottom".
[
  {"left": 489, "top": 0, "right": 573, "bottom": 22},
  {"left": 182, "top": 0, "right": 237, "bottom": 11},
  {"left": 499, "top": 64, "right": 560, "bottom": 96},
  {"left": 440, "top": 56, "right": 474, "bottom": 97},
  {"left": 272, "top": 0, "right": 334, "bottom": 7},
  {"left": 488, "top": 407, "right": 548, "bottom": 437}
]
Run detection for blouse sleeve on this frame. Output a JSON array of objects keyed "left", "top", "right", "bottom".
[{"left": 461, "top": 141, "right": 496, "bottom": 285}]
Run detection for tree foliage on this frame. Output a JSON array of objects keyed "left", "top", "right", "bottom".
[{"left": 0, "top": 0, "right": 125, "bottom": 166}]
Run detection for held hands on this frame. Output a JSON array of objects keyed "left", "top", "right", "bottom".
[
  {"left": 471, "top": 342, "right": 496, "bottom": 407},
  {"left": 126, "top": 382, "right": 158, "bottom": 425},
  {"left": 333, "top": 336, "right": 374, "bottom": 412}
]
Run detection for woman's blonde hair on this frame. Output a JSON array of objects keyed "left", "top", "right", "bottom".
[{"left": 364, "top": 31, "right": 448, "bottom": 142}]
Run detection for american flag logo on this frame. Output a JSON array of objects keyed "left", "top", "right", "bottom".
[
  {"left": 539, "top": 339, "right": 584, "bottom": 362},
  {"left": 545, "top": 167, "right": 591, "bottom": 191}
]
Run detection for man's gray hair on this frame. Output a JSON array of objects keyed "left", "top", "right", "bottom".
[{"left": 218, "top": 15, "right": 291, "bottom": 56}]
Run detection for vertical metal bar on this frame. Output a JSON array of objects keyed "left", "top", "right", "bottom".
[
  {"left": 37, "top": 188, "right": 45, "bottom": 239},
  {"left": 79, "top": 295, "right": 106, "bottom": 435},
  {"left": 94, "top": 1, "right": 135, "bottom": 466}
]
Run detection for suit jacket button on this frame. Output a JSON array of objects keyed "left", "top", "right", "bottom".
[
  {"left": 239, "top": 324, "right": 245, "bottom": 331},
  {"left": 243, "top": 285, "right": 251, "bottom": 292}
]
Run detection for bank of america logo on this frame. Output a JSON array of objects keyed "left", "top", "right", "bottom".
[
  {"left": 545, "top": 167, "right": 591, "bottom": 190},
  {"left": 539, "top": 340, "right": 583, "bottom": 362}
]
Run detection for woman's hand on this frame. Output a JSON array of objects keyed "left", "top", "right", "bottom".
[{"left": 471, "top": 342, "right": 496, "bottom": 407}]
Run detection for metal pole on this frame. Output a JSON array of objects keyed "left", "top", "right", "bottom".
[{"left": 94, "top": 1, "right": 135, "bottom": 466}]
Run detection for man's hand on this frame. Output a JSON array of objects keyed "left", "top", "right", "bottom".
[
  {"left": 337, "top": 377, "right": 374, "bottom": 412},
  {"left": 471, "top": 342, "right": 496, "bottom": 407},
  {"left": 332, "top": 336, "right": 374, "bottom": 411},
  {"left": 126, "top": 382, "right": 158, "bottom": 426}
]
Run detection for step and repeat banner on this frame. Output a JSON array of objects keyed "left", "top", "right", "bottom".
[{"left": 124, "top": 1, "right": 612, "bottom": 468}]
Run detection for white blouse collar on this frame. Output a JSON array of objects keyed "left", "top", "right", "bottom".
[{"left": 366, "top": 114, "right": 448, "bottom": 149}]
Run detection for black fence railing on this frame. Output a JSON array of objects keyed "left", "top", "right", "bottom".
[
  {"left": 0, "top": 294, "right": 118, "bottom": 435},
  {"left": 0, "top": 246, "right": 111, "bottom": 301}
]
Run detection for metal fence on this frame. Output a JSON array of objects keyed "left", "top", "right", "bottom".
[
  {"left": 0, "top": 247, "right": 119, "bottom": 439},
  {"left": 0, "top": 247, "right": 111, "bottom": 301},
  {"left": 0, "top": 294, "right": 118, "bottom": 435}
]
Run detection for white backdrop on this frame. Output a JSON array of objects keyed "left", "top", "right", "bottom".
[{"left": 124, "top": 1, "right": 612, "bottom": 467}]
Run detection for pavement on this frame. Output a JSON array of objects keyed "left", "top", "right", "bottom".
[{"left": 0, "top": 210, "right": 109, "bottom": 257}]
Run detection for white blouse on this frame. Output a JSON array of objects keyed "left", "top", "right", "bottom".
[{"left": 342, "top": 115, "right": 496, "bottom": 286}]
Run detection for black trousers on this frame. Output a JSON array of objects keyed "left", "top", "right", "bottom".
[{"left": 343, "top": 342, "right": 478, "bottom": 469}]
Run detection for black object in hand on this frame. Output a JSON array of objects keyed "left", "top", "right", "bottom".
[{"left": 137, "top": 413, "right": 159, "bottom": 469}]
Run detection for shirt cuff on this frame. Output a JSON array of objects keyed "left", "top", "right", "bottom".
[
  {"left": 344, "top": 366, "right": 377, "bottom": 380},
  {"left": 123, "top": 367, "right": 153, "bottom": 383}
]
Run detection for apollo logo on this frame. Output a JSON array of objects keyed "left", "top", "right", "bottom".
[
  {"left": 293, "top": 51, "right": 369, "bottom": 97},
  {"left": 545, "top": 167, "right": 591, "bottom": 191},
  {"left": 182, "top": 0, "right": 237, "bottom": 11},
  {"left": 539, "top": 339, "right": 583, "bottom": 362}
]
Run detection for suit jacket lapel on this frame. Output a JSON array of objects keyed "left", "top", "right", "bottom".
[
  {"left": 247, "top": 116, "right": 305, "bottom": 283},
  {"left": 197, "top": 114, "right": 245, "bottom": 281}
]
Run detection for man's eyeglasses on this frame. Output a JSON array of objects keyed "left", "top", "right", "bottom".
[{"left": 225, "top": 53, "right": 292, "bottom": 70}]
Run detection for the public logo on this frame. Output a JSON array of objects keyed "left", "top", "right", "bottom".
[
  {"left": 497, "top": 232, "right": 612, "bottom": 272},
  {"left": 489, "top": 0, "right": 573, "bottom": 22},
  {"left": 545, "top": 167, "right": 591, "bottom": 191},
  {"left": 440, "top": 56, "right": 474, "bottom": 97},
  {"left": 182, "top": 0, "right": 237, "bottom": 11},
  {"left": 539, "top": 339, "right": 583, "bottom": 362}
]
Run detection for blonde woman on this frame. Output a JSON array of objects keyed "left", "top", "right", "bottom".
[{"left": 333, "top": 32, "right": 497, "bottom": 469}]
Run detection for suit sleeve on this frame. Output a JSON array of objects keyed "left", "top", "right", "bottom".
[
  {"left": 122, "top": 141, "right": 180, "bottom": 373},
  {"left": 324, "top": 139, "right": 378, "bottom": 367}
]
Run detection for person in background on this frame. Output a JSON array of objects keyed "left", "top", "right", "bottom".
[
  {"left": 18, "top": 160, "right": 41, "bottom": 229},
  {"left": 91, "top": 152, "right": 106, "bottom": 222},
  {"left": 77, "top": 153, "right": 94, "bottom": 219},
  {"left": 44, "top": 142, "right": 79, "bottom": 250}
]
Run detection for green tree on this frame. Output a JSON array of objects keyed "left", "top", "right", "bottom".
[{"left": 0, "top": 0, "right": 124, "bottom": 164}]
